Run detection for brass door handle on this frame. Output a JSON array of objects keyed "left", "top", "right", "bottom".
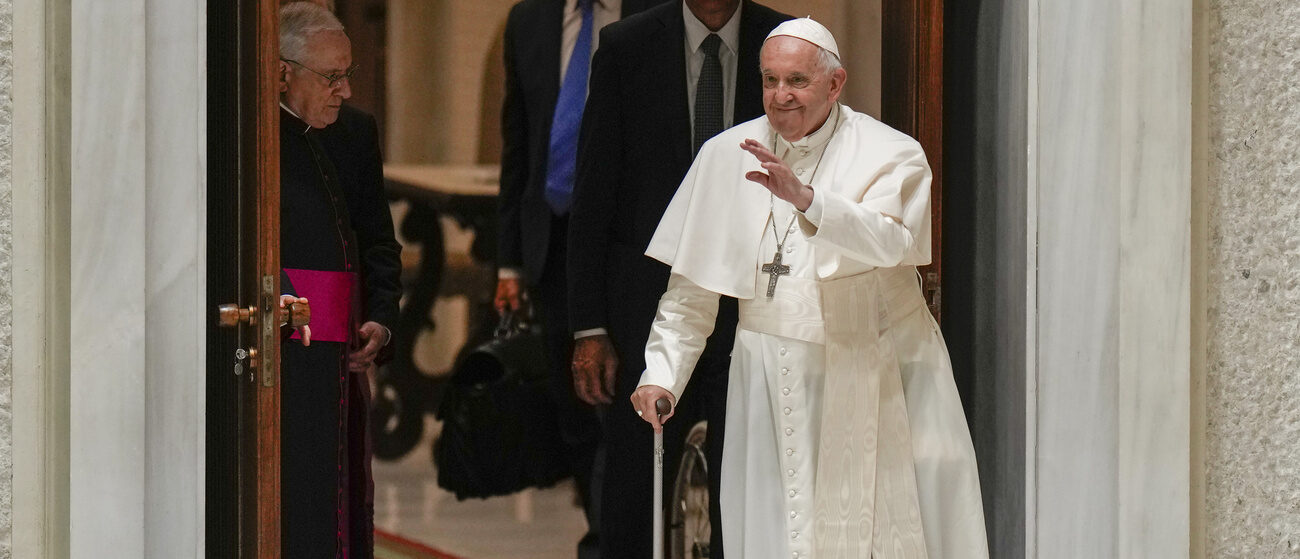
[
  {"left": 218, "top": 304, "right": 258, "bottom": 327},
  {"left": 219, "top": 300, "right": 310, "bottom": 328},
  {"left": 282, "top": 300, "right": 311, "bottom": 329}
]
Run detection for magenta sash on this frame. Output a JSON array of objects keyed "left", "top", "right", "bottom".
[{"left": 284, "top": 268, "right": 358, "bottom": 344}]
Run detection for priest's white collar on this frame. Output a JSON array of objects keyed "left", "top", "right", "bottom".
[
  {"left": 775, "top": 102, "right": 841, "bottom": 152},
  {"left": 279, "top": 102, "right": 312, "bottom": 134},
  {"left": 683, "top": 1, "right": 742, "bottom": 56}
]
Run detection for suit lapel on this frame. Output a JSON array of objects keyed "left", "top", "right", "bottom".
[
  {"left": 539, "top": 0, "right": 565, "bottom": 106},
  {"left": 651, "top": 3, "right": 693, "bottom": 173},
  {"left": 734, "top": 0, "right": 766, "bottom": 123},
  {"left": 619, "top": 0, "right": 646, "bottom": 18}
]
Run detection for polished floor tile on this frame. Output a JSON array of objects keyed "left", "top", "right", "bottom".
[{"left": 373, "top": 421, "right": 588, "bottom": 559}]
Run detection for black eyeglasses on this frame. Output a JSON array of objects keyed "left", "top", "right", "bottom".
[{"left": 281, "top": 58, "right": 359, "bottom": 88}]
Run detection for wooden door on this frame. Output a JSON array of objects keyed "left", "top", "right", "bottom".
[
  {"left": 882, "top": 0, "right": 944, "bottom": 320},
  {"left": 207, "top": 0, "right": 285, "bottom": 556}
]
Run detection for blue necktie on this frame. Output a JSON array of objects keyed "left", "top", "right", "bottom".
[{"left": 544, "top": 0, "right": 594, "bottom": 214}]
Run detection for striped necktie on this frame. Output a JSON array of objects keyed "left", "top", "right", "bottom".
[{"left": 693, "top": 33, "right": 724, "bottom": 154}]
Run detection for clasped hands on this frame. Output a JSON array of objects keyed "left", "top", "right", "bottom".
[{"left": 741, "top": 138, "right": 814, "bottom": 212}]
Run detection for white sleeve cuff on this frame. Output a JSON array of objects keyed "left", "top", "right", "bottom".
[
  {"left": 497, "top": 267, "right": 522, "bottom": 280},
  {"left": 797, "top": 186, "right": 825, "bottom": 234},
  {"left": 574, "top": 327, "right": 608, "bottom": 339}
]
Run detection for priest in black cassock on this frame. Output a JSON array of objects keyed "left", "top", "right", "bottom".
[{"left": 276, "top": 3, "right": 402, "bottom": 557}]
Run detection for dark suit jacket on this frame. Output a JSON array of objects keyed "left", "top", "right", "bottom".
[
  {"left": 497, "top": 0, "right": 661, "bottom": 284},
  {"left": 567, "top": 0, "right": 790, "bottom": 382},
  {"left": 316, "top": 104, "right": 403, "bottom": 331}
]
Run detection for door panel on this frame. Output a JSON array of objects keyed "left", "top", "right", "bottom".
[
  {"left": 208, "top": 0, "right": 283, "bottom": 556},
  {"left": 882, "top": 0, "right": 944, "bottom": 320}
]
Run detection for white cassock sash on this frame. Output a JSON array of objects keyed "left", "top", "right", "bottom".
[
  {"left": 816, "top": 268, "right": 927, "bottom": 558},
  {"left": 739, "top": 266, "right": 928, "bottom": 557}
]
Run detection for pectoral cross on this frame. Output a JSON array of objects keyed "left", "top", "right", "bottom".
[{"left": 761, "top": 250, "right": 791, "bottom": 298}]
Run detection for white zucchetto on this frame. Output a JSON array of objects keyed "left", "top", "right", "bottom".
[{"left": 764, "top": 17, "right": 840, "bottom": 60}]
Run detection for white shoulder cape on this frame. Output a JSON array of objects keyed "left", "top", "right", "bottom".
[{"left": 645, "top": 105, "right": 932, "bottom": 300}]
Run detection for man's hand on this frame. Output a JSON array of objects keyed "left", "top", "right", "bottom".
[
  {"left": 349, "top": 321, "right": 389, "bottom": 373},
  {"left": 494, "top": 277, "right": 526, "bottom": 316},
  {"left": 630, "top": 385, "right": 676, "bottom": 433},
  {"left": 741, "top": 138, "right": 815, "bottom": 211},
  {"left": 280, "top": 294, "right": 311, "bottom": 346},
  {"left": 571, "top": 334, "right": 618, "bottom": 405}
]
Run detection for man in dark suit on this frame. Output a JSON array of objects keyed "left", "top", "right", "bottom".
[
  {"left": 566, "top": 1, "right": 790, "bottom": 557},
  {"left": 495, "top": 0, "right": 660, "bottom": 556}
]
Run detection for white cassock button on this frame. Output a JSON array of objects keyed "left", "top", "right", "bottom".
[
  {"left": 787, "top": 469, "right": 795, "bottom": 477},
  {"left": 793, "top": 553, "right": 801, "bottom": 558},
  {"left": 800, "top": 148, "right": 809, "bottom": 157},
  {"left": 790, "top": 511, "right": 799, "bottom": 519},
  {"left": 792, "top": 531, "right": 800, "bottom": 539},
  {"left": 785, "top": 427, "right": 794, "bottom": 436},
  {"left": 784, "top": 407, "right": 792, "bottom": 415},
  {"left": 786, "top": 449, "right": 795, "bottom": 456},
  {"left": 796, "top": 168, "right": 805, "bottom": 176},
  {"left": 786, "top": 246, "right": 794, "bottom": 254},
  {"left": 782, "top": 387, "right": 791, "bottom": 395},
  {"left": 782, "top": 367, "right": 790, "bottom": 375},
  {"left": 789, "top": 489, "right": 798, "bottom": 497},
  {"left": 780, "top": 347, "right": 788, "bottom": 356}
]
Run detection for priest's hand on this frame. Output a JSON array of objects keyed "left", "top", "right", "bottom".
[
  {"left": 279, "top": 294, "right": 311, "bottom": 346},
  {"left": 571, "top": 334, "right": 618, "bottom": 405},
  {"left": 630, "top": 386, "right": 676, "bottom": 433},
  {"left": 493, "top": 277, "right": 527, "bottom": 316},
  {"left": 349, "top": 321, "right": 389, "bottom": 373},
  {"left": 741, "top": 138, "right": 815, "bottom": 212}
]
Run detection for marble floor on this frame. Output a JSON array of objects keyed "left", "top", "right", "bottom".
[{"left": 372, "top": 417, "right": 589, "bottom": 559}]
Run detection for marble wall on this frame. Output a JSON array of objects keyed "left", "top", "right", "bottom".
[
  {"left": 1204, "top": 1, "right": 1300, "bottom": 555},
  {"left": 0, "top": 0, "right": 13, "bottom": 556},
  {"left": 69, "top": 0, "right": 206, "bottom": 555},
  {"left": 1033, "top": 0, "right": 1190, "bottom": 556},
  {"left": 943, "top": 0, "right": 1029, "bottom": 556}
]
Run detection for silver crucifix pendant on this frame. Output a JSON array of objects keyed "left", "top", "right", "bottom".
[{"left": 760, "top": 249, "right": 791, "bottom": 298}]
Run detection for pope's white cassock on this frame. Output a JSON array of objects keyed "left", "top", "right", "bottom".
[{"left": 638, "top": 102, "right": 989, "bottom": 558}]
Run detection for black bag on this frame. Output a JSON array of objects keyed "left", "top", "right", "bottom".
[{"left": 432, "top": 311, "right": 570, "bottom": 500}]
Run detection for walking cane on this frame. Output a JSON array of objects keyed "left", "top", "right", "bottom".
[{"left": 652, "top": 397, "right": 672, "bottom": 559}]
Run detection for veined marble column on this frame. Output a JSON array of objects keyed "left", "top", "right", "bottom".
[
  {"left": 1031, "top": 0, "right": 1191, "bottom": 557},
  {"left": 69, "top": 0, "right": 206, "bottom": 556}
]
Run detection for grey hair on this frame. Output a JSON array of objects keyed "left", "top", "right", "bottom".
[
  {"left": 279, "top": 2, "right": 345, "bottom": 61},
  {"left": 816, "top": 47, "right": 842, "bottom": 75}
]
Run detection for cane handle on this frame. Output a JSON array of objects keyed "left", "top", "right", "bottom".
[{"left": 654, "top": 397, "right": 672, "bottom": 417}]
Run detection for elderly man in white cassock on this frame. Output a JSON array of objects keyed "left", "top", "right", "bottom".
[{"left": 630, "top": 18, "right": 989, "bottom": 559}]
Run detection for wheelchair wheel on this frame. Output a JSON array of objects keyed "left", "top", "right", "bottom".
[{"left": 669, "top": 420, "right": 712, "bottom": 559}]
